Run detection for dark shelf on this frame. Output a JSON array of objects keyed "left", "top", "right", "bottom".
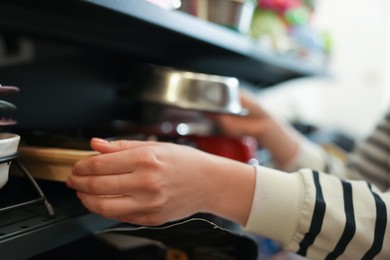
[
  {"left": 0, "top": 174, "right": 118, "bottom": 259},
  {"left": 0, "top": 0, "right": 326, "bottom": 86},
  {"left": 0, "top": 1, "right": 327, "bottom": 258}
]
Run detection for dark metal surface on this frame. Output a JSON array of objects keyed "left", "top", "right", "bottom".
[
  {"left": 0, "top": 0, "right": 326, "bottom": 86},
  {"left": 0, "top": 175, "right": 118, "bottom": 259}
]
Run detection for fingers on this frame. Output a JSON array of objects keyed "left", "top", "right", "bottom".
[
  {"left": 67, "top": 167, "right": 163, "bottom": 196},
  {"left": 90, "top": 138, "right": 157, "bottom": 154},
  {"left": 67, "top": 173, "right": 134, "bottom": 195},
  {"left": 72, "top": 149, "right": 137, "bottom": 176},
  {"left": 76, "top": 192, "right": 166, "bottom": 226},
  {"left": 73, "top": 140, "right": 160, "bottom": 176}
]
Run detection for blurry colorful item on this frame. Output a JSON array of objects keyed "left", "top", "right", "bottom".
[
  {"left": 249, "top": 0, "right": 329, "bottom": 63},
  {"left": 284, "top": 6, "right": 310, "bottom": 25},
  {"left": 289, "top": 25, "right": 322, "bottom": 50},
  {"left": 250, "top": 9, "right": 287, "bottom": 37},
  {"left": 288, "top": 25, "right": 324, "bottom": 56},
  {"left": 249, "top": 8, "right": 288, "bottom": 50},
  {"left": 258, "top": 0, "right": 302, "bottom": 12},
  {"left": 258, "top": 0, "right": 315, "bottom": 12},
  {"left": 303, "top": 0, "right": 315, "bottom": 9}
]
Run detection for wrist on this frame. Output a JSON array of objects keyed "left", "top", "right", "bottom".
[
  {"left": 202, "top": 155, "right": 256, "bottom": 225},
  {"left": 257, "top": 118, "right": 300, "bottom": 168}
]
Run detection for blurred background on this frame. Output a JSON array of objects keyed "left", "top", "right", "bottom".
[
  {"left": 158, "top": 0, "right": 390, "bottom": 142},
  {"left": 257, "top": 0, "right": 390, "bottom": 140}
]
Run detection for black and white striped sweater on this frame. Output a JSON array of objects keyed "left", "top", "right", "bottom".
[{"left": 244, "top": 110, "right": 390, "bottom": 259}]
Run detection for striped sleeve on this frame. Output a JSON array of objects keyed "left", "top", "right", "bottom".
[
  {"left": 244, "top": 166, "right": 390, "bottom": 259},
  {"left": 341, "top": 111, "right": 390, "bottom": 191},
  {"left": 281, "top": 108, "right": 390, "bottom": 191}
]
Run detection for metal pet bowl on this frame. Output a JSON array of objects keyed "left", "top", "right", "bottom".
[
  {"left": 123, "top": 65, "right": 247, "bottom": 116},
  {"left": 179, "top": 0, "right": 255, "bottom": 34}
]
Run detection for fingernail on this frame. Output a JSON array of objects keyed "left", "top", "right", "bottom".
[
  {"left": 92, "top": 137, "right": 109, "bottom": 144},
  {"left": 65, "top": 177, "right": 72, "bottom": 187}
]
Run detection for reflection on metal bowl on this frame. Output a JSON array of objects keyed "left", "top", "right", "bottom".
[
  {"left": 179, "top": 0, "right": 255, "bottom": 33},
  {"left": 123, "top": 64, "right": 247, "bottom": 116}
]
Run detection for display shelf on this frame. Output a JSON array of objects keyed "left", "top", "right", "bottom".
[
  {"left": 0, "top": 0, "right": 326, "bottom": 86},
  {"left": 84, "top": 0, "right": 326, "bottom": 85},
  {"left": 0, "top": 175, "right": 118, "bottom": 260},
  {"left": 0, "top": 1, "right": 327, "bottom": 258}
]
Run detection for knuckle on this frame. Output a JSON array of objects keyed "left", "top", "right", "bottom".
[
  {"left": 136, "top": 152, "right": 165, "bottom": 191},
  {"left": 138, "top": 149, "right": 162, "bottom": 171}
]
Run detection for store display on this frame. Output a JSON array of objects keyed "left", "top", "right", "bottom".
[{"left": 250, "top": 0, "right": 331, "bottom": 65}]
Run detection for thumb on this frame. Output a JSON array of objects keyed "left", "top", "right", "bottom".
[{"left": 90, "top": 137, "right": 149, "bottom": 154}]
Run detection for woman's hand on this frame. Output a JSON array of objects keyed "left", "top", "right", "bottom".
[
  {"left": 212, "top": 90, "right": 273, "bottom": 139},
  {"left": 213, "top": 90, "right": 300, "bottom": 168},
  {"left": 67, "top": 138, "right": 256, "bottom": 226}
]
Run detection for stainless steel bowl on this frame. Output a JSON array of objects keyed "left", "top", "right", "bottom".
[
  {"left": 124, "top": 65, "right": 247, "bottom": 115},
  {"left": 178, "top": 0, "right": 255, "bottom": 34}
]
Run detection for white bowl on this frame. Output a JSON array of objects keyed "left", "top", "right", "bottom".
[{"left": 0, "top": 133, "right": 20, "bottom": 189}]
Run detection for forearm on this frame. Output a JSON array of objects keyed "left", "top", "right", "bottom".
[{"left": 200, "top": 154, "right": 256, "bottom": 226}]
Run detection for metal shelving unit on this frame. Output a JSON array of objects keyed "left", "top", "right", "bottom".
[
  {"left": 0, "top": 174, "right": 118, "bottom": 260},
  {"left": 0, "top": 1, "right": 327, "bottom": 258},
  {"left": 0, "top": 0, "right": 326, "bottom": 86}
]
